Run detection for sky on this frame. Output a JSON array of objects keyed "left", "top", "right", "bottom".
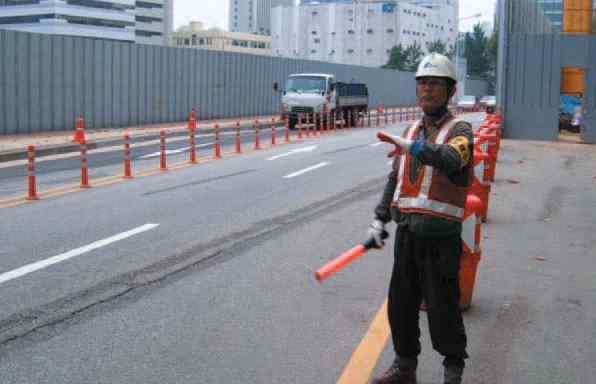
[{"left": 173, "top": 0, "right": 497, "bottom": 32}]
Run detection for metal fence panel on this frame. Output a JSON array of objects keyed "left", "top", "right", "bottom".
[
  {"left": 0, "top": 29, "right": 488, "bottom": 135},
  {"left": 4, "top": 32, "right": 17, "bottom": 134}
]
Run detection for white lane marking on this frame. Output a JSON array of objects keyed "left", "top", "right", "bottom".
[
  {"left": 369, "top": 142, "right": 384, "bottom": 147},
  {"left": 138, "top": 148, "right": 188, "bottom": 160},
  {"left": 283, "top": 162, "right": 330, "bottom": 179},
  {"left": 137, "top": 144, "right": 214, "bottom": 159},
  {"left": 0, "top": 224, "right": 159, "bottom": 285},
  {"left": 266, "top": 145, "right": 318, "bottom": 161}
]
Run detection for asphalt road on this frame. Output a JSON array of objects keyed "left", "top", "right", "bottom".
[{"left": 1, "top": 113, "right": 594, "bottom": 384}]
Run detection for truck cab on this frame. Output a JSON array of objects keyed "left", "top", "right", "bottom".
[
  {"left": 279, "top": 73, "right": 368, "bottom": 129},
  {"left": 280, "top": 73, "right": 336, "bottom": 128}
]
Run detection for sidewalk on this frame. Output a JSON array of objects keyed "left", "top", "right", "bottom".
[{"left": 0, "top": 113, "right": 282, "bottom": 163}]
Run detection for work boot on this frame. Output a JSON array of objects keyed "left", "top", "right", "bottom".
[
  {"left": 370, "top": 357, "right": 417, "bottom": 384},
  {"left": 443, "top": 365, "right": 464, "bottom": 384}
]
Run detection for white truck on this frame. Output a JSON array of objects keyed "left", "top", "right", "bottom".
[{"left": 276, "top": 73, "right": 369, "bottom": 129}]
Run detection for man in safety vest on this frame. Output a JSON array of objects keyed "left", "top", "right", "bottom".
[{"left": 368, "top": 53, "right": 473, "bottom": 384}]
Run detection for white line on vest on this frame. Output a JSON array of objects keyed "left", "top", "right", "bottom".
[
  {"left": 283, "top": 162, "right": 330, "bottom": 179},
  {"left": 0, "top": 224, "right": 160, "bottom": 285}
]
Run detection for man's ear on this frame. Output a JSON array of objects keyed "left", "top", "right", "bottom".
[{"left": 448, "top": 85, "right": 457, "bottom": 100}]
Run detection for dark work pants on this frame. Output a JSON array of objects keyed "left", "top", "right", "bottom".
[{"left": 388, "top": 227, "right": 468, "bottom": 368}]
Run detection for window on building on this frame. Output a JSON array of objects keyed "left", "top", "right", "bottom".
[
  {"left": 311, "top": 49, "right": 317, "bottom": 54},
  {"left": 312, "top": 30, "right": 317, "bottom": 35},
  {"left": 314, "top": 38, "right": 320, "bottom": 43},
  {"left": 347, "top": 29, "right": 355, "bottom": 34},
  {"left": 367, "top": 29, "right": 373, "bottom": 34},
  {"left": 347, "top": 49, "right": 354, "bottom": 54},
  {"left": 386, "top": 28, "right": 394, "bottom": 33}
]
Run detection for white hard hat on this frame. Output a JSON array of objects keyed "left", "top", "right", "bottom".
[{"left": 416, "top": 53, "right": 457, "bottom": 83}]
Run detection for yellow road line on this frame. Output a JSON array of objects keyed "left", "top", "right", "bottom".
[{"left": 337, "top": 299, "right": 390, "bottom": 384}]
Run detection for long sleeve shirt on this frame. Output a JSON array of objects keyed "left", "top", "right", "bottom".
[{"left": 374, "top": 111, "right": 474, "bottom": 238}]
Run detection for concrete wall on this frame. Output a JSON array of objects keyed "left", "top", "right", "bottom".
[{"left": 0, "top": 29, "right": 423, "bottom": 135}]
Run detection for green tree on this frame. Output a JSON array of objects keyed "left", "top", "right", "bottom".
[
  {"left": 404, "top": 41, "right": 424, "bottom": 72},
  {"left": 382, "top": 42, "right": 423, "bottom": 72},
  {"left": 447, "top": 44, "right": 456, "bottom": 60},
  {"left": 486, "top": 28, "right": 499, "bottom": 73},
  {"left": 383, "top": 44, "right": 408, "bottom": 71},
  {"left": 464, "top": 23, "right": 490, "bottom": 78},
  {"left": 426, "top": 39, "right": 448, "bottom": 56}
]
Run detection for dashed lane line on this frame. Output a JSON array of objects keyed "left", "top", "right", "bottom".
[
  {"left": 283, "top": 162, "right": 330, "bottom": 179},
  {"left": 0, "top": 224, "right": 160, "bottom": 285}
]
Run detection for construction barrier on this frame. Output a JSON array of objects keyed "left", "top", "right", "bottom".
[
  {"left": 459, "top": 194, "right": 484, "bottom": 310},
  {"left": 26, "top": 145, "right": 39, "bottom": 200},
  {"left": 159, "top": 129, "right": 167, "bottom": 171},
  {"left": 13, "top": 105, "right": 462, "bottom": 204},
  {"left": 214, "top": 123, "right": 222, "bottom": 159},
  {"left": 123, "top": 133, "right": 133, "bottom": 179},
  {"left": 80, "top": 140, "right": 90, "bottom": 188}
]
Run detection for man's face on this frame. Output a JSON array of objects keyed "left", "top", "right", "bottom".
[{"left": 416, "top": 77, "right": 455, "bottom": 113}]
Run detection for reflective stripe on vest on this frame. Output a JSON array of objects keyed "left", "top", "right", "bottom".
[
  {"left": 395, "top": 121, "right": 420, "bottom": 198},
  {"left": 474, "top": 156, "right": 484, "bottom": 182},
  {"left": 393, "top": 117, "right": 466, "bottom": 220},
  {"left": 461, "top": 212, "right": 476, "bottom": 253}
]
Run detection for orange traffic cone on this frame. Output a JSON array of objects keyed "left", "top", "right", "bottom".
[{"left": 73, "top": 115, "right": 87, "bottom": 144}]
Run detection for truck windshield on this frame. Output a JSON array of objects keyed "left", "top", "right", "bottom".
[{"left": 286, "top": 77, "right": 327, "bottom": 93}]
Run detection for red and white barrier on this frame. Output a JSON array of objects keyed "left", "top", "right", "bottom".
[{"left": 26, "top": 145, "right": 39, "bottom": 200}]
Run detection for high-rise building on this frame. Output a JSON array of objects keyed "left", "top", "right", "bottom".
[
  {"left": 301, "top": 0, "right": 352, "bottom": 4},
  {"left": 229, "top": 0, "right": 295, "bottom": 35},
  {"left": 272, "top": 0, "right": 458, "bottom": 67},
  {"left": 0, "top": 0, "right": 173, "bottom": 45},
  {"left": 135, "top": 0, "right": 173, "bottom": 45}
]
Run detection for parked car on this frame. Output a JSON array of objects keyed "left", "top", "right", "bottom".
[
  {"left": 559, "top": 95, "right": 582, "bottom": 133},
  {"left": 457, "top": 95, "right": 478, "bottom": 111},
  {"left": 479, "top": 95, "right": 496, "bottom": 113}
]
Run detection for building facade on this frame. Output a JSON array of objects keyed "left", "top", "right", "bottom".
[
  {"left": 172, "top": 21, "right": 272, "bottom": 56},
  {"left": 229, "top": 0, "right": 295, "bottom": 35},
  {"left": 271, "top": 0, "right": 458, "bottom": 67},
  {"left": 536, "top": 0, "right": 563, "bottom": 32},
  {"left": 0, "top": 0, "right": 172, "bottom": 44},
  {"left": 135, "top": 0, "right": 173, "bottom": 45}
]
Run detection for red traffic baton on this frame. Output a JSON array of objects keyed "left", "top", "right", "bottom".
[{"left": 315, "top": 231, "right": 388, "bottom": 282}]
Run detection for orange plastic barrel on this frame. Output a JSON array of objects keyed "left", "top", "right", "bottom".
[
  {"left": 459, "top": 251, "right": 481, "bottom": 310},
  {"left": 459, "top": 194, "right": 484, "bottom": 311}
]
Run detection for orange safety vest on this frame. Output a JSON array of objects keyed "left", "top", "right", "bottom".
[{"left": 392, "top": 117, "right": 470, "bottom": 222}]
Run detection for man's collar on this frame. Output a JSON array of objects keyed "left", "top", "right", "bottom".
[{"left": 422, "top": 109, "right": 453, "bottom": 131}]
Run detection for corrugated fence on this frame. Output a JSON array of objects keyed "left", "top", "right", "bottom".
[{"left": 0, "top": 30, "right": 423, "bottom": 135}]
